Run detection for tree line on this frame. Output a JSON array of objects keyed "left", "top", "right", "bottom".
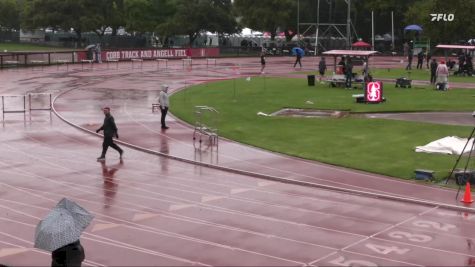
[{"left": 0, "top": 0, "right": 474, "bottom": 47}]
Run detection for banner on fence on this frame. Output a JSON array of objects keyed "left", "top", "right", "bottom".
[{"left": 77, "top": 48, "right": 219, "bottom": 61}]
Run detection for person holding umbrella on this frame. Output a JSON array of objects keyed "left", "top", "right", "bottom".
[
  {"left": 34, "top": 198, "right": 94, "bottom": 267},
  {"left": 406, "top": 41, "right": 414, "bottom": 70},
  {"left": 292, "top": 47, "right": 303, "bottom": 69},
  {"left": 52, "top": 241, "right": 85, "bottom": 267},
  {"left": 96, "top": 107, "right": 123, "bottom": 161}
]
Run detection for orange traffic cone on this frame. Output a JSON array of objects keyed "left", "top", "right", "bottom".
[{"left": 461, "top": 182, "right": 474, "bottom": 204}]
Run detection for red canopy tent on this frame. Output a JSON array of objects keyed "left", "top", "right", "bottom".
[{"left": 352, "top": 41, "right": 371, "bottom": 49}]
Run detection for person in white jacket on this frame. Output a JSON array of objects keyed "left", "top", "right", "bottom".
[
  {"left": 158, "top": 85, "right": 170, "bottom": 129},
  {"left": 436, "top": 60, "right": 449, "bottom": 89}
]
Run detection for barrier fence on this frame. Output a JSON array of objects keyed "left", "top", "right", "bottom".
[{"left": 0, "top": 47, "right": 221, "bottom": 69}]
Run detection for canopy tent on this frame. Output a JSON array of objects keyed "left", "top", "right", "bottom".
[
  {"left": 404, "top": 25, "right": 423, "bottom": 31},
  {"left": 352, "top": 41, "right": 371, "bottom": 48},
  {"left": 322, "top": 50, "right": 378, "bottom": 72},
  {"left": 436, "top": 44, "right": 475, "bottom": 50},
  {"left": 435, "top": 44, "right": 475, "bottom": 62}
]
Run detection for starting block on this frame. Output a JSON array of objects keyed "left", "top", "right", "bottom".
[{"left": 414, "top": 169, "right": 435, "bottom": 181}]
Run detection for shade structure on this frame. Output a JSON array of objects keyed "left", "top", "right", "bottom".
[
  {"left": 322, "top": 50, "right": 378, "bottom": 57},
  {"left": 322, "top": 50, "right": 378, "bottom": 72},
  {"left": 352, "top": 41, "right": 371, "bottom": 48},
  {"left": 436, "top": 44, "right": 475, "bottom": 50},
  {"left": 404, "top": 25, "right": 423, "bottom": 31}
]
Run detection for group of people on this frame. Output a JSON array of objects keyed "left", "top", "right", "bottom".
[
  {"left": 455, "top": 52, "right": 474, "bottom": 76},
  {"left": 317, "top": 56, "right": 369, "bottom": 88}
]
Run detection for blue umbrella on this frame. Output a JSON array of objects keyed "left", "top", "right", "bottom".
[
  {"left": 292, "top": 47, "right": 304, "bottom": 56},
  {"left": 404, "top": 25, "right": 423, "bottom": 31}
]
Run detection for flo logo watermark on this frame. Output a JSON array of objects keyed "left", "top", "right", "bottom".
[{"left": 430, "top": 13, "right": 455, "bottom": 21}]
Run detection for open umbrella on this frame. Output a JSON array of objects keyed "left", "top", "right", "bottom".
[
  {"left": 56, "top": 198, "right": 93, "bottom": 231},
  {"left": 85, "top": 44, "right": 96, "bottom": 50},
  {"left": 352, "top": 41, "right": 371, "bottom": 48},
  {"left": 292, "top": 47, "right": 304, "bottom": 56},
  {"left": 34, "top": 198, "right": 93, "bottom": 252},
  {"left": 404, "top": 25, "right": 423, "bottom": 31}
]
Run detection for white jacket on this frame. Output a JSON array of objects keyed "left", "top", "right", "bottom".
[{"left": 158, "top": 91, "right": 169, "bottom": 108}]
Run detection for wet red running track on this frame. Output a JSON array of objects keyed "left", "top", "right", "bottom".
[{"left": 1, "top": 57, "right": 475, "bottom": 266}]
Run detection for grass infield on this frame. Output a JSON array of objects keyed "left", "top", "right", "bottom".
[
  {"left": 300, "top": 67, "right": 475, "bottom": 84},
  {"left": 0, "top": 42, "right": 74, "bottom": 52},
  {"left": 171, "top": 76, "right": 474, "bottom": 181}
]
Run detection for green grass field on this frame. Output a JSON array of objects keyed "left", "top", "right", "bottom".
[
  {"left": 171, "top": 77, "right": 475, "bottom": 181},
  {"left": 370, "top": 67, "right": 475, "bottom": 84},
  {"left": 0, "top": 42, "right": 73, "bottom": 52}
]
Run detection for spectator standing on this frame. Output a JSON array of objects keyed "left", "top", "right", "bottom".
[
  {"left": 430, "top": 58, "right": 438, "bottom": 84},
  {"left": 158, "top": 85, "right": 170, "bottom": 129},
  {"left": 318, "top": 57, "right": 327, "bottom": 83},
  {"left": 416, "top": 51, "right": 424, "bottom": 69},
  {"left": 436, "top": 60, "right": 449, "bottom": 89},
  {"left": 345, "top": 57, "right": 353, "bottom": 89}
]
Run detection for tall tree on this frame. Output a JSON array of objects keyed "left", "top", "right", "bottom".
[
  {"left": 87, "top": 0, "right": 126, "bottom": 36},
  {"left": 234, "top": 0, "right": 296, "bottom": 41},
  {"left": 405, "top": 0, "right": 475, "bottom": 44},
  {"left": 0, "top": 0, "right": 20, "bottom": 31},
  {"left": 23, "top": 0, "right": 93, "bottom": 46},
  {"left": 158, "top": 0, "right": 237, "bottom": 47},
  {"left": 353, "top": 0, "right": 412, "bottom": 44}
]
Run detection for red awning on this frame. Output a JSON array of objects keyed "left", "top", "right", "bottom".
[
  {"left": 436, "top": 44, "right": 475, "bottom": 50},
  {"left": 352, "top": 41, "right": 371, "bottom": 48},
  {"left": 323, "top": 50, "right": 378, "bottom": 56}
]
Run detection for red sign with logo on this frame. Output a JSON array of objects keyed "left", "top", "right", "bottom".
[
  {"left": 77, "top": 47, "right": 220, "bottom": 61},
  {"left": 365, "top": 81, "right": 383, "bottom": 103}
]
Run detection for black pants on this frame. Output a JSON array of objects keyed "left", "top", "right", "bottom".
[
  {"left": 101, "top": 136, "right": 122, "bottom": 157},
  {"left": 417, "top": 60, "right": 423, "bottom": 69},
  {"left": 430, "top": 72, "right": 436, "bottom": 84},
  {"left": 406, "top": 58, "right": 412, "bottom": 70},
  {"left": 294, "top": 56, "right": 302, "bottom": 67},
  {"left": 345, "top": 74, "right": 352, "bottom": 88},
  {"left": 160, "top": 107, "right": 168, "bottom": 128}
]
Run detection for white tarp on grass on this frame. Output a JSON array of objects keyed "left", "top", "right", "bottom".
[{"left": 415, "top": 136, "right": 475, "bottom": 155}]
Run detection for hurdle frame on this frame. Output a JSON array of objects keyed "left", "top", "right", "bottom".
[
  {"left": 182, "top": 58, "right": 193, "bottom": 70},
  {"left": 28, "top": 93, "right": 52, "bottom": 111},
  {"left": 156, "top": 59, "right": 168, "bottom": 70},
  {"left": 206, "top": 58, "right": 217, "bottom": 68},
  {"left": 2, "top": 95, "right": 26, "bottom": 121}
]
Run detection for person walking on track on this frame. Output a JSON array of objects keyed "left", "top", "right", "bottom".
[
  {"left": 260, "top": 52, "right": 266, "bottom": 74},
  {"left": 96, "top": 107, "right": 123, "bottom": 161},
  {"left": 293, "top": 51, "right": 302, "bottom": 69},
  {"left": 158, "top": 84, "right": 170, "bottom": 129}
]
